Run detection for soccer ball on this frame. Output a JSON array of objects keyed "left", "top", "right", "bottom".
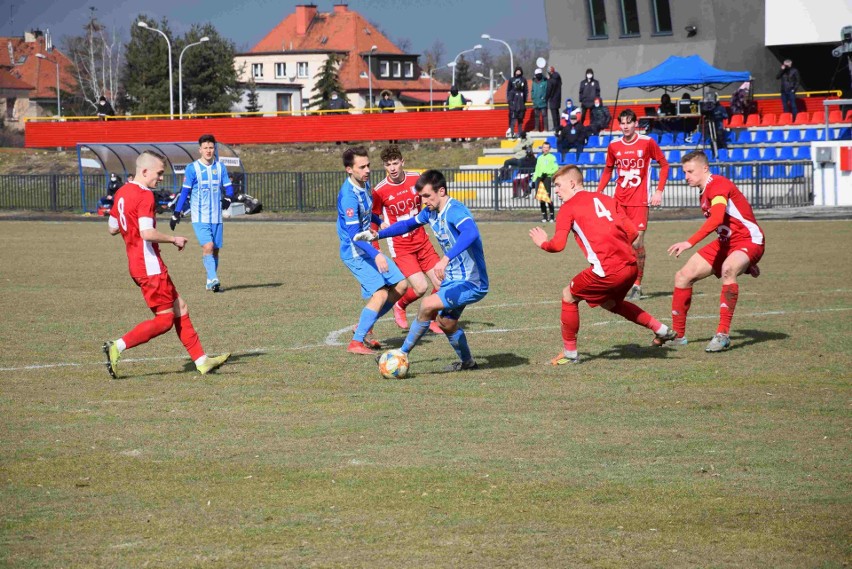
[{"left": 378, "top": 349, "right": 409, "bottom": 379}]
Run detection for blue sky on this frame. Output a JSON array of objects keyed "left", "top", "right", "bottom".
[{"left": 7, "top": 0, "right": 546, "bottom": 60}]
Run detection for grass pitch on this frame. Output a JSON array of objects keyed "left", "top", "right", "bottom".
[{"left": 0, "top": 219, "right": 849, "bottom": 568}]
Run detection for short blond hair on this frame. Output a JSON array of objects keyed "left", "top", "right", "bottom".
[
  {"left": 681, "top": 150, "right": 709, "bottom": 167},
  {"left": 553, "top": 164, "right": 583, "bottom": 184}
]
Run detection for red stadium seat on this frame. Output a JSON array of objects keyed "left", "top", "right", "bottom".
[
  {"left": 745, "top": 114, "right": 760, "bottom": 127},
  {"left": 809, "top": 111, "right": 824, "bottom": 125},
  {"left": 776, "top": 112, "right": 793, "bottom": 126},
  {"left": 728, "top": 114, "right": 744, "bottom": 128},
  {"left": 793, "top": 113, "right": 810, "bottom": 125},
  {"left": 829, "top": 110, "right": 843, "bottom": 123},
  {"left": 760, "top": 113, "right": 777, "bottom": 126},
  {"left": 845, "top": 109, "right": 852, "bottom": 122}
]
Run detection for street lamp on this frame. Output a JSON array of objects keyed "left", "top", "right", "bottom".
[
  {"left": 35, "top": 53, "right": 60, "bottom": 118},
  {"left": 481, "top": 34, "right": 514, "bottom": 79},
  {"left": 138, "top": 21, "right": 174, "bottom": 119},
  {"left": 451, "top": 44, "right": 482, "bottom": 86},
  {"left": 476, "top": 70, "right": 495, "bottom": 109},
  {"left": 178, "top": 36, "right": 209, "bottom": 119},
  {"left": 367, "top": 45, "right": 377, "bottom": 113}
]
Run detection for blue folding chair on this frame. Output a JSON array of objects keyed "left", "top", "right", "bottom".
[
  {"left": 799, "top": 129, "right": 819, "bottom": 142},
  {"left": 728, "top": 148, "right": 746, "bottom": 162},
  {"left": 760, "top": 147, "right": 778, "bottom": 161},
  {"left": 744, "top": 148, "right": 762, "bottom": 161},
  {"left": 748, "top": 130, "right": 768, "bottom": 144},
  {"left": 776, "top": 146, "right": 795, "bottom": 161},
  {"left": 716, "top": 148, "right": 730, "bottom": 162},
  {"left": 794, "top": 146, "right": 811, "bottom": 160}
]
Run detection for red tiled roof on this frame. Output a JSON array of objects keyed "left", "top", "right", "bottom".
[
  {"left": 250, "top": 4, "right": 447, "bottom": 95},
  {"left": 0, "top": 36, "right": 76, "bottom": 99},
  {"left": 0, "top": 66, "right": 34, "bottom": 91}
]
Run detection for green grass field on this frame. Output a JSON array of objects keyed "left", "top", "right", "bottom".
[{"left": 0, "top": 219, "right": 850, "bottom": 568}]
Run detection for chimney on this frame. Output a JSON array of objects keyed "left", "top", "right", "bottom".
[
  {"left": 295, "top": 4, "right": 318, "bottom": 36},
  {"left": 333, "top": 4, "right": 348, "bottom": 13}
]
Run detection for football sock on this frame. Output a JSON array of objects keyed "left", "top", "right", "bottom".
[
  {"left": 377, "top": 298, "right": 395, "bottom": 319},
  {"left": 447, "top": 328, "right": 472, "bottom": 363},
  {"left": 607, "top": 300, "right": 662, "bottom": 332},
  {"left": 561, "top": 300, "right": 579, "bottom": 352},
  {"left": 115, "top": 338, "right": 127, "bottom": 353},
  {"left": 397, "top": 287, "right": 420, "bottom": 311},
  {"left": 672, "top": 287, "right": 693, "bottom": 338},
  {"left": 401, "top": 318, "right": 430, "bottom": 354},
  {"left": 213, "top": 254, "right": 219, "bottom": 272},
  {"left": 121, "top": 312, "right": 174, "bottom": 350},
  {"left": 635, "top": 246, "right": 646, "bottom": 286},
  {"left": 174, "top": 313, "right": 205, "bottom": 361},
  {"left": 717, "top": 283, "right": 739, "bottom": 335},
  {"left": 202, "top": 254, "right": 217, "bottom": 282},
  {"left": 354, "top": 308, "right": 379, "bottom": 343}
]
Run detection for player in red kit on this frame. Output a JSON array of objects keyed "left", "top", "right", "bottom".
[
  {"left": 665, "top": 150, "right": 764, "bottom": 352},
  {"left": 530, "top": 165, "right": 676, "bottom": 364},
  {"left": 372, "top": 145, "right": 443, "bottom": 334},
  {"left": 103, "top": 151, "right": 230, "bottom": 378},
  {"left": 597, "top": 109, "right": 669, "bottom": 301}
]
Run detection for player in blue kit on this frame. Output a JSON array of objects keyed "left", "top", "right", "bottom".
[
  {"left": 356, "top": 169, "right": 488, "bottom": 371},
  {"left": 170, "top": 134, "right": 234, "bottom": 292},
  {"left": 337, "top": 146, "right": 408, "bottom": 355}
]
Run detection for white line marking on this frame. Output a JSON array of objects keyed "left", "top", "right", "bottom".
[{"left": 0, "top": 306, "right": 848, "bottom": 374}]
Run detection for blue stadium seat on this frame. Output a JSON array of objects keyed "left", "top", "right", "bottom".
[
  {"left": 690, "top": 131, "right": 703, "bottom": 145},
  {"left": 776, "top": 147, "right": 795, "bottom": 160},
  {"left": 747, "top": 130, "right": 768, "bottom": 144},
  {"left": 576, "top": 152, "right": 592, "bottom": 165},
  {"left": 799, "top": 129, "right": 819, "bottom": 142},
  {"left": 789, "top": 163, "right": 806, "bottom": 177},
  {"left": 669, "top": 167, "right": 684, "bottom": 180},
  {"left": 650, "top": 167, "right": 659, "bottom": 181},
  {"left": 762, "top": 164, "right": 787, "bottom": 178},
  {"left": 589, "top": 152, "right": 605, "bottom": 165},
  {"left": 715, "top": 148, "right": 729, "bottom": 161},
  {"left": 589, "top": 135, "right": 606, "bottom": 148},
  {"left": 765, "top": 130, "right": 786, "bottom": 143},
  {"left": 546, "top": 136, "right": 558, "bottom": 147},
  {"left": 732, "top": 164, "right": 754, "bottom": 178},
  {"left": 760, "top": 147, "right": 778, "bottom": 161},
  {"left": 666, "top": 150, "right": 682, "bottom": 163},
  {"left": 709, "top": 164, "right": 723, "bottom": 175},
  {"left": 831, "top": 127, "right": 852, "bottom": 140},
  {"left": 728, "top": 148, "right": 746, "bottom": 161},
  {"left": 744, "top": 148, "right": 762, "bottom": 161},
  {"left": 586, "top": 168, "right": 601, "bottom": 183},
  {"left": 794, "top": 146, "right": 812, "bottom": 160}
]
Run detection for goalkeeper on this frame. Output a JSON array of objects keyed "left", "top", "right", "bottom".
[{"left": 169, "top": 134, "right": 234, "bottom": 293}]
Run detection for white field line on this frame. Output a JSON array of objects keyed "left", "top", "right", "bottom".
[{"left": 0, "top": 306, "right": 849, "bottom": 374}]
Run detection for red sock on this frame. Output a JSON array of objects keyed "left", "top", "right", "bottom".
[
  {"left": 608, "top": 300, "right": 661, "bottom": 332},
  {"left": 174, "top": 313, "right": 205, "bottom": 361},
  {"left": 397, "top": 287, "right": 421, "bottom": 310},
  {"left": 561, "top": 300, "right": 579, "bottom": 352},
  {"left": 122, "top": 312, "right": 174, "bottom": 350},
  {"left": 635, "top": 246, "right": 646, "bottom": 286},
  {"left": 717, "top": 283, "right": 739, "bottom": 335},
  {"left": 671, "top": 287, "right": 692, "bottom": 338}
]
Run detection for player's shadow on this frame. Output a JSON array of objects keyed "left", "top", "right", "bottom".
[
  {"left": 727, "top": 329, "right": 788, "bottom": 350},
  {"left": 429, "top": 352, "right": 529, "bottom": 375},
  {"left": 179, "top": 350, "right": 265, "bottom": 373},
  {"left": 582, "top": 343, "right": 680, "bottom": 362},
  {"left": 222, "top": 282, "right": 283, "bottom": 292},
  {"left": 636, "top": 291, "right": 672, "bottom": 301}
]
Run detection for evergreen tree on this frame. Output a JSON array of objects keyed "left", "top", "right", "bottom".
[
  {"left": 455, "top": 55, "right": 474, "bottom": 90},
  {"left": 120, "top": 16, "right": 174, "bottom": 116},
  {"left": 307, "top": 54, "right": 347, "bottom": 109},
  {"left": 245, "top": 78, "right": 260, "bottom": 113},
  {"left": 179, "top": 23, "right": 241, "bottom": 115}
]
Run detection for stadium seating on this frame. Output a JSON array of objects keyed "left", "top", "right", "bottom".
[
  {"left": 776, "top": 113, "right": 794, "bottom": 126},
  {"left": 760, "top": 147, "right": 778, "bottom": 161},
  {"left": 777, "top": 146, "right": 795, "bottom": 161},
  {"left": 829, "top": 110, "right": 843, "bottom": 123},
  {"left": 745, "top": 114, "right": 761, "bottom": 127},
  {"left": 728, "top": 148, "right": 746, "bottom": 161},
  {"left": 794, "top": 146, "right": 811, "bottom": 160},
  {"left": 760, "top": 113, "right": 777, "bottom": 127},
  {"left": 746, "top": 130, "right": 768, "bottom": 144},
  {"left": 793, "top": 113, "right": 811, "bottom": 126},
  {"left": 728, "top": 114, "right": 744, "bottom": 128},
  {"left": 743, "top": 148, "right": 762, "bottom": 161}
]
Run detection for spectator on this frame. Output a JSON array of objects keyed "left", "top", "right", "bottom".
[
  {"left": 97, "top": 96, "right": 115, "bottom": 121},
  {"left": 729, "top": 81, "right": 751, "bottom": 117},
  {"left": 776, "top": 59, "right": 800, "bottom": 120},
  {"left": 507, "top": 66, "right": 528, "bottom": 139},
  {"left": 545, "top": 65, "right": 563, "bottom": 132},
  {"left": 659, "top": 93, "right": 677, "bottom": 116},
  {"left": 652, "top": 93, "right": 678, "bottom": 140},
  {"left": 378, "top": 90, "right": 395, "bottom": 113},
  {"left": 328, "top": 91, "right": 350, "bottom": 113},
  {"left": 679, "top": 93, "right": 699, "bottom": 142},
  {"left": 556, "top": 109, "right": 588, "bottom": 162},
  {"left": 578, "top": 68, "right": 600, "bottom": 125},
  {"left": 701, "top": 92, "right": 729, "bottom": 149},
  {"left": 588, "top": 97, "right": 611, "bottom": 135},
  {"left": 446, "top": 86, "right": 469, "bottom": 111},
  {"left": 560, "top": 98, "right": 577, "bottom": 128},
  {"left": 532, "top": 141, "right": 559, "bottom": 222},
  {"left": 107, "top": 172, "right": 122, "bottom": 197},
  {"left": 498, "top": 135, "right": 535, "bottom": 182},
  {"left": 531, "top": 68, "right": 548, "bottom": 132}
]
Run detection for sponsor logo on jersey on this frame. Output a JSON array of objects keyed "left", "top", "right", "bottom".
[
  {"left": 638, "top": 150, "right": 644, "bottom": 158},
  {"left": 346, "top": 208, "right": 355, "bottom": 217}
]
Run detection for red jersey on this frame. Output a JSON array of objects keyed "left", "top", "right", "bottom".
[
  {"left": 603, "top": 134, "right": 668, "bottom": 206},
  {"left": 372, "top": 172, "right": 432, "bottom": 257},
  {"left": 109, "top": 182, "right": 167, "bottom": 278},
  {"left": 700, "top": 175, "right": 765, "bottom": 245},
  {"left": 551, "top": 191, "right": 637, "bottom": 277}
]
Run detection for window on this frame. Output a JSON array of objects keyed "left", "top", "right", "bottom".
[
  {"left": 620, "top": 0, "right": 640, "bottom": 36},
  {"left": 379, "top": 60, "right": 389, "bottom": 78},
  {"left": 651, "top": 0, "right": 673, "bottom": 34},
  {"left": 5, "top": 98, "right": 16, "bottom": 120},
  {"left": 297, "top": 62, "right": 309, "bottom": 78},
  {"left": 404, "top": 62, "right": 414, "bottom": 78},
  {"left": 392, "top": 61, "right": 401, "bottom": 78},
  {"left": 274, "top": 62, "right": 286, "bottom": 79},
  {"left": 276, "top": 93, "right": 292, "bottom": 112},
  {"left": 251, "top": 63, "right": 263, "bottom": 79},
  {"left": 587, "top": 0, "right": 608, "bottom": 38}
]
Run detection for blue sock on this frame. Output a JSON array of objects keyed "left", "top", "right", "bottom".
[
  {"left": 214, "top": 254, "right": 219, "bottom": 272},
  {"left": 447, "top": 328, "right": 472, "bottom": 363},
  {"left": 376, "top": 299, "right": 395, "bottom": 319},
  {"left": 202, "top": 254, "right": 217, "bottom": 281},
  {"left": 401, "top": 319, "right": 430, "bottom": 354},
  {"left": 354, "top": 308, "right": 379, "bottom": 342}
]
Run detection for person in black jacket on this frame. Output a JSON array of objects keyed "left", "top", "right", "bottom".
[
  {"left": 97, "top": 96, "right": 115, "bottom": 121},
  {"left": 507, "top": 66, "right": 528, "bottom": 139},
  {"left": 545, "top": 65, "right": 562, "bottom": 132},
  {"left": 578, "top": 68, "right": 601, "bottom": 126},
  {"left": 556, "top": 109, "right": 588, "bottom": 162},
  {"left": 776, "top": 59, "right": 800, "bottom": 120}
]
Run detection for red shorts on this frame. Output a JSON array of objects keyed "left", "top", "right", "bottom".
[
  {"left": 393, "top": 243, "right": 441, "bottom": 278},
  {"left": 132, "top": 271, "right": 178, "bottom": 312},
  {"left": 616, "top": 203, "right": 649, "bottom": 231},
  {"left": 698, "top": 239, "right": 765, "bottom": 278},
  {"left": 570, "top": 263, "right": 638, "bottom": 307}
]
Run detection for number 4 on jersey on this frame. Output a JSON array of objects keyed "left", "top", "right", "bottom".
[{"left": 593, "top": 197, "right": 613, "bottom": 221}]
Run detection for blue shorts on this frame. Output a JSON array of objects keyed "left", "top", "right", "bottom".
[
  {"left": 342, "top": 254, "right": 405, "bottom": 299},
  {"left": 437, "top": 280, "right": 488, "bottom": 320},
  {"left": 193, "top": 222, "right": 223, "bottom": 248}
]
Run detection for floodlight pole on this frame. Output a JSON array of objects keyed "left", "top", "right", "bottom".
[
  {"left": 178, "top": 37, "right": 209, "bottom": 119},
  {"left": 138, "top": 21, "right": 174, "bottom": 119}
]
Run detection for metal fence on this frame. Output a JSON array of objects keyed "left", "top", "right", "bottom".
[{"left": 0, "top": 162, "right": 814, "bottom": 213}]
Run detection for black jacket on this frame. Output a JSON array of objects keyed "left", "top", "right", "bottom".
[
  {"left": 776, "top": 66, "right": 800, "bottom": 93},
  {"left": 507, "top": 75, "right": 528, "bottom": 118},
  {"left": 557, "top": 122, "right": 588, "bottom": 146},
  {"left": 545, "top": 71, "right": 562, "bottom": 108},
  {"left": 578, "top": 78, "right": 601, "bottom": 107}
]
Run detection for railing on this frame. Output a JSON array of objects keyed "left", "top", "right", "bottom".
[{"left": 0, "top": 163, "right": 815, "bottom": 213}]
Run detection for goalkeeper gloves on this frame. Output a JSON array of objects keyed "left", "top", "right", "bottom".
[
  {"left": 221, "top": 196, "right": 232, "bottom": 210},
  {"left": 169, "top": 211, "right": 182, "bottom": 231},
  {"left": 353, "top": 230, "right": 377, "bottom": 242}
]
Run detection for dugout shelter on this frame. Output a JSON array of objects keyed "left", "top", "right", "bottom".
[{"left": 76, "top": 142, "right": 245, "bottom": 213}]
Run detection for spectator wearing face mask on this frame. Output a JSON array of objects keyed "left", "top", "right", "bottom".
[
  {"left": 578, "top": 68, "right": 601, "bottom": 126},
  {"left": 531, "top": 68, "right": 548, "bottom": 132},
  {"left": 545, "top": 65, "right": 563, "bottom": 132},
  {"left": 560, "top": 98, "right": 577, "bottom": 128},
  {"left": 588, "top": 97, "right": 611, "bottom": 135},
  {"left": 506, "top": 66, "right": 528, "bottom": 139},
  {"left": 328, "top": 91, "right": 350, "bottom": 113}
]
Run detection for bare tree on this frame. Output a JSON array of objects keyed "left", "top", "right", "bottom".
[{"left": 65, "top": 8, "right": 123, "bottom": 113}]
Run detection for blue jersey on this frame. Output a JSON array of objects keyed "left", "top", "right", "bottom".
[
  {"left": 177, "top": 159, "right": 233, "bottom": 224},
  {"left": 337, "top": 177, "right": 374, "bottom": 260},
  {"left": 415, "top": 198, "right": 488, "bottom": 289}
]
